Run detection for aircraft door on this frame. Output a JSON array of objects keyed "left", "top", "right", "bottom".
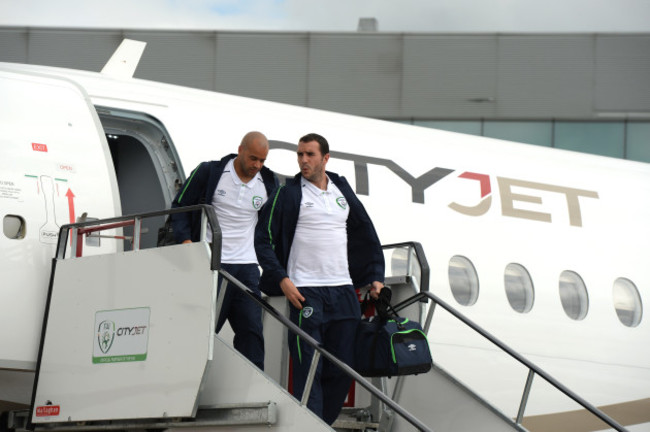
[
  {"left": 0, "top": 68, "right": 121, "bottom": 379},
  {"left": 97, "top": 108, "right": 185, "bottom": 250}
]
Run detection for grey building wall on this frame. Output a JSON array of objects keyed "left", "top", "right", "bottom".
[{"left": 1, "top": 27, "right": 649, "bottom": 121}]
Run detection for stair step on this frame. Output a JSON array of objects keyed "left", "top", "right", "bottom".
[{"left": 24, "top": 403, "right": 277, "bottom": 431}]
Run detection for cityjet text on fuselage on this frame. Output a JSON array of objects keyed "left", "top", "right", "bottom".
[{"left": 269, "top": 141, "right": 599, "bottom": 227}]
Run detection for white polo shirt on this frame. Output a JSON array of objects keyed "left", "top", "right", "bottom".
[
  {"left": 208, "top": 159, "right": 268, "bottom": 264},
  {"left": 287, "top": 176, "right": 353, "bottom": 287}
]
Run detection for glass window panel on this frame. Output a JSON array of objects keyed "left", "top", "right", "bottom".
[
  {"left": 448, "top": 255, "right": 479, "bottom": 306},
  {"left": 559, "top": 270, "right": 589, "bottom": 320},
  {"left": 555, "top": 122, "right": 624, "bottom": 158},
  {"left": 3, "top": 215, "right": 25, "bottom": 239},
  {"left": 626, "top": 122, "right": 650, "bottom": 163},
  {"left": 484, "top": 121, "right": 552, "bottom": 147},
  {"left": 504, "top": 263, "right": 534, "bottom": 313},
  {"left": 415, "top": 120, "right": 482, "bottom": 136},
  {"left": 613, "top": 278, "right": 643, "bottom": 328}
]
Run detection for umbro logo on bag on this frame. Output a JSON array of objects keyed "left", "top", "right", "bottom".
[{"left": 408, "top": 344, "right": 417, "bottom": 352}]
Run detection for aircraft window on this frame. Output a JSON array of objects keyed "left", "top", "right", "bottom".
[
  {"left": 559, "top": 270, "right": 588, "bottom": 320},
  {"left": 449, "top": 256, "right": 479, "bottom": 306},
  {"left": 504, "top": 263, "right": 534, "bottom": 313},
  {"left": 3, "top": 215, "right": 26, "bottom": 239},
  {"left": 613, "top": 278, "right": 643, "bottom": 328}
]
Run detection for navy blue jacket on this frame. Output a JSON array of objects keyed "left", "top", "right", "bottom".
[
  {"left": 254, "top": 172, "right": 385, "bottom": 296},
  {"left": 171, "top": 154, "right": 279, "bottom": 243}
]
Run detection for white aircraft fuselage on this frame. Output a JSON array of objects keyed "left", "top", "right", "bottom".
[{"left": 1, "top": 56, "right": 649, "bottom": 430}]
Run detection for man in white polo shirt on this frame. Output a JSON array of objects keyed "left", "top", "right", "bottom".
[
  {"left": 171, "top": 131, "right": 279, "bottom": 370},
  {"left": 255, "top": 133, "right": 385, "bottom": 424}
]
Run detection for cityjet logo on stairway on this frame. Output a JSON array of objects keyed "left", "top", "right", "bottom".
[{"left": 93, "top": 308, "right": 150, "bottom": 364}]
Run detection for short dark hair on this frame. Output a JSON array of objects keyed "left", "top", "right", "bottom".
[{"left": 299, "top": 133, "right": 329, "bottom": 156}]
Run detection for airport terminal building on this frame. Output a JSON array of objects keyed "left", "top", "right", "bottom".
[{"left": 1, "top": 27, "right": 649, "bottom": 162}]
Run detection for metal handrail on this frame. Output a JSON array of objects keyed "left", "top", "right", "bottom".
[
  {"left": 381, "top": 242, "right": 627, "bottom": 432},
  {"left": 217, "top": 269, "right": 433, "bottom": 432},
  {"left": 382, "top": 241, "right": 430, "bottom": 293},
  {"left": 418, "top": 290, "right": 627, "bottom": 431},
  {"left": 54, "top": 205, "right": 222, "bottom": 271}
]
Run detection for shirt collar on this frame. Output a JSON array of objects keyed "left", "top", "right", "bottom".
[
  {"left": 227, "top": 158, "right": 259, "bottom": 188},
  {"left": 301, "top": 175, "right": 332, "bottom": 194}
]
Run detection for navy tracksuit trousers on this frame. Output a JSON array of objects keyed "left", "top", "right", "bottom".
[
  {"left": 288, "top": 285, "right": 361, "bottom": 425},
  {"left": 217, "top": 263, "right": 265, "bottom": 370}
]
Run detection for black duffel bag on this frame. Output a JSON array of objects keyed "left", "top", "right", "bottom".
[{"left": 354, "top": 288, "right": 432, "bottom": 377}]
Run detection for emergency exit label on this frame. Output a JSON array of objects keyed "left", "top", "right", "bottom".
[
  {"left": 93, "top": 308, "right": 150, "bottom": 364},
  {"left": 32, "top": 143, "right": 48, "bottom": 152}
]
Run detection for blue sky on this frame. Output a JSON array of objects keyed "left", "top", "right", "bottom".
[{"left": 1, "top": 0, "right": 649, "bottom": 32}]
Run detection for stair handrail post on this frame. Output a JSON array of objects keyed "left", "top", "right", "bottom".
[{"left": 516, "top": 369, "right": 535, "bottom": 425}]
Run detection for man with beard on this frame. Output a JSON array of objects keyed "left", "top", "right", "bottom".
[{"left": 255, "top": 132, "right": 384, "bottom": 424}]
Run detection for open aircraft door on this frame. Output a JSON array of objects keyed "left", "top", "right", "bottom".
[{"left": 0, "top": 68, "right": 122, "bottom": 378}]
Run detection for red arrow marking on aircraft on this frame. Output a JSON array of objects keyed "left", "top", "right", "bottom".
[
  {"left": 459, "top": 172, "right": 491, "bottom": 198},
  {"left": 66, "top": 188, "right": 76, "bottom": 223}
]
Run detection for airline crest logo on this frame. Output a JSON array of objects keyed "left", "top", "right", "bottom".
[
  {"left": 336, "top": 197, "right": 347, "bottom": 209},
  {"left": 97, "top": 320, "right": 116, "bottom": 354},
  {"left": 252, "top": 195, "right": 263, "bottom": 210},
  {"left": 302, "top": 307, "right": 314, "bottom": 319}
]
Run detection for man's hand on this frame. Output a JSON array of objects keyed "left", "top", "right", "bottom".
[
  {"left": 369, "top": 281, "right": 384, "bottom": 300},
  {"left": 280, "top": 277, "right": 305, "bottom": 309},
  {"left": 182, "top": 239, "right": 192, "bottom": 244}
]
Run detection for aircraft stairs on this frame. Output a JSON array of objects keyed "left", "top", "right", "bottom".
[{"left": 13, "top": 206, "right": 627, "bottom": 432}]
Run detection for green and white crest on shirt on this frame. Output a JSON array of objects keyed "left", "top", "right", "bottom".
[
  {"left": 336, "top": 196, "right": 347, "bottom": 209},
  {"left": 252, "top": 196, "right": 263, "bottom": 210}
]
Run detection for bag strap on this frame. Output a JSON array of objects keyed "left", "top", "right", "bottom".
[
  {"left": 362, "top": 286, "right": 398, "bottom": 321},
  {"left": 360, "top": 291, "right": 373, "bottom": 316},
  {"left": 377, "top": 287, "right": 399, "bottom": 320}
]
